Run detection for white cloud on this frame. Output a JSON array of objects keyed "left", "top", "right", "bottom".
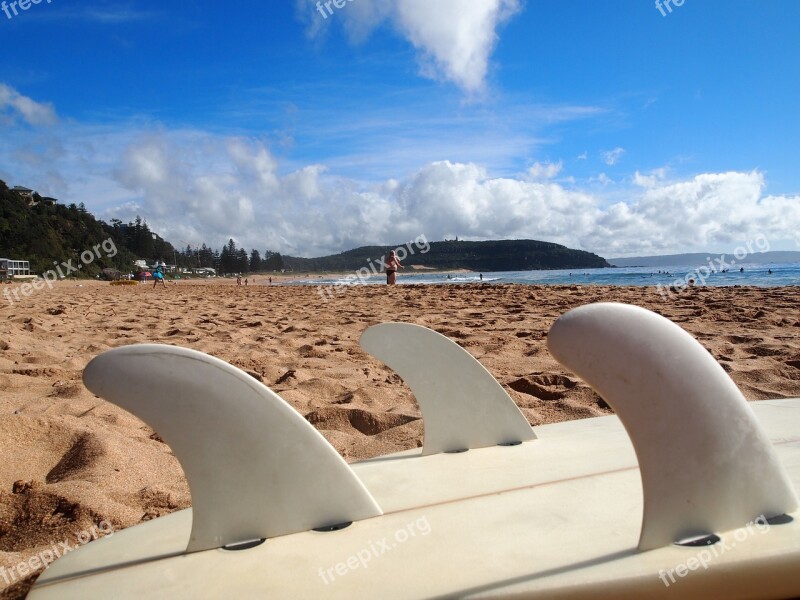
[
  {"left": 528, "top": 160, "right": 563, "bottom": 180},
  {"left": 589, "top": 171, "right": 800, "bottom": 255},
  {"left": 633, "top": 168, "right": 667, "bottom": 188},
  {"left": 300, "top": 0, "right": 521, "bottom": 93},
  {"left": 393, "top": 0, "right": 521, "bottom": 93},
  {"left": 102, "top": 136, "right": 800, "bottom": 258},
  {"left": 590, "top": 172, "right": 613, "bottom": 187},
  {"left": 80, "top": 7, "right": 157, "bottom": 23},
  {"left": 602, "top": 147, "right": 625, "bottom": 166},
  {"left": 3, "top": 89, "right": 799, "bottom": 260},
  {"left": 0, "top": 84, "right": 57, "bottom": 126}
]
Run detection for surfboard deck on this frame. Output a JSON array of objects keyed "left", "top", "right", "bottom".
[
  {"left": 29, "top": 400, "right": 800, "bottom": 599},
  {"left": 27, "top": 303, "right": 800, "bottom": 599}
]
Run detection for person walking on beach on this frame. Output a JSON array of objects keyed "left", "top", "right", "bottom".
[
  {"left": 385, "top": 250, "right": 403, "bottom": 285},
  {"left": 153, "top": 265, "right": 167, "bottom": 289}
]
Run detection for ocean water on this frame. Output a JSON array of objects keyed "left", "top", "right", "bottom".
[{"left": 293, "top": 262, "right": 800, "bottom": 289}]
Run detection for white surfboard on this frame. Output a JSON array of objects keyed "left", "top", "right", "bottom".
[{"left": 27, "top": 304, "right": 800, "bottom": 599}]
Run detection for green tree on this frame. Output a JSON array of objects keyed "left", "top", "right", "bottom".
[
  {"left": 263, "top": 250, "right": 284, "bottom": 272},
  {"left": 237, "top": 248, "right": 249, "bottom": 273},
  {"left": 221, "top": 239, "right": 238, "bottom": 274},
  {"left": 199, "top": 244, "right": 213, "bottom": 267},
  {"left": 250, "top": 249, "right": 262, "bottom": 272}
]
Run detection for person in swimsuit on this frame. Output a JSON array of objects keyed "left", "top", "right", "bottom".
[
  {"left": 153, "top": 265, "right": 167, "bottom": 289},
  {"left": 385, "top": 250, "right": 403, "bottom": 285}
]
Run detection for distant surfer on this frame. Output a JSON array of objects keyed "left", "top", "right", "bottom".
[{"left": 385, "top": 250, "right": 403, "bottom": 285}]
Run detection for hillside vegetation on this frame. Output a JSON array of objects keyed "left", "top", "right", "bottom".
[
  {"left": 0, "top": 180, "right": 145, "bottom": 276},
  {"left": 283, "top": 239, "right": 609, "bottom": 272}
]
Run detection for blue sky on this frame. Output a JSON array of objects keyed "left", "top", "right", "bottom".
[{"left": 1, "top": 0, "right": 798, "bottom": 257}]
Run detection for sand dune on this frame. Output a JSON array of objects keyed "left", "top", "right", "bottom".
[{"left": 1, "top": 280, "right": 799, "bottom": 597}]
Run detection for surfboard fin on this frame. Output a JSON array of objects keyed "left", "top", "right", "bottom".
[
  {"left": 360, "top": 323, "right": 536, "bottom": 455},
  {"left": 547, "top": 302, "right": 799, "bottom": 551},
  {"left": 83, "top": 344, "right": 382, "bottom": 553}
]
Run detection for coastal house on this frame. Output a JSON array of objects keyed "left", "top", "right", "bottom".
[
  {"left": 9, "top": 186, "right": 57, "bottom": 207},
  {"left": 11, "top": 186, "right": 34, "bottom": 200},
  {"left": 11, "top": 186, "right": 42, "bottom": 207},
  {"left": 0, "top": 258, "right": 32, "bottom": 281}
]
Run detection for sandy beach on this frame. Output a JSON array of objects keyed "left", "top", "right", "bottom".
[{"left": 1, "top": 280, "right": 799, "bottom": 597}]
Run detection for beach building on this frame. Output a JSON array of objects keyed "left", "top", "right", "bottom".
[
  {"left": 11, "top": 186, "right": 34, "bottom": 200},
  {"left": 35, "top": 196, "right": 58, "bottom": 207},
  {"left": 11, "top": 186, "right": 41, "bottom": 207},
  {"left": 0, "top": 259, "right": 32, "bottom": 281}
]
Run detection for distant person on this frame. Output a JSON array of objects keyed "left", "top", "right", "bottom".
[
  {"left": 153, "top": 265, "right": 166, "bottom": 289},
  {"left": 269, "top": 277, "right": 272, "bottom": 285},
  {"left": 385, "top": 250, "right": 403, "bottom": 285},
  {"left": 479, "top": 273, "right": 483, "bottom": 281},
  {"left": 740, "top": 267, "right": 744, "bottom": 273},
  {"left": 236, "top": 275, "right": 242, "bottom": 286},
  {"left": 245, "top": 278, "right": 248, "bottom": 286},
  {"left": 768, "top": 269, "right": 773, "bottom": 274}
]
